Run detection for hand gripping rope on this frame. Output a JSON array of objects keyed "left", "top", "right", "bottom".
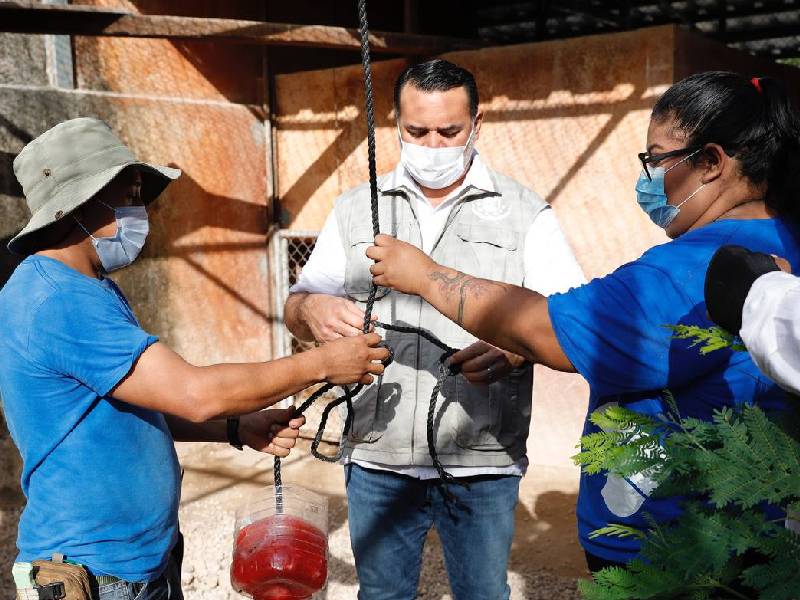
[{"left": 273, "top": 0, "right": 467, "bottom": 514}]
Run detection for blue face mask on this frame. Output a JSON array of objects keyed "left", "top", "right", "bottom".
[
  {"left": 75, "top": 201, "right": 149, "bottom": 273},
  {"left": 635, "top": 150, "right": 705, "bottom": 229}
]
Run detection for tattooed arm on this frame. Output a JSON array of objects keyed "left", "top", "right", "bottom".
[{"left": 367, "top": 235, "right": 574, "bottom": 372}]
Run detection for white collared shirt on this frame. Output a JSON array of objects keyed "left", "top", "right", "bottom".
[
  {"left": 741, "top": 270, "right": 800, "bottom": 396},
  {"left": 292, "top": 153, "right": 585, "bottom": 297},
  {"left": 290, "top": 154, "right": 586, "bottom": 479}
]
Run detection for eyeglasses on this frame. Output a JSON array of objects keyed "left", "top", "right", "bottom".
[{"left": 638, "top": 147, "right": 701, "bottom": 181}]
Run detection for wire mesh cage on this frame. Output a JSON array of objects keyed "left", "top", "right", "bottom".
[{"left": 271, "top": 230, "right": 343, "bottom": 444}]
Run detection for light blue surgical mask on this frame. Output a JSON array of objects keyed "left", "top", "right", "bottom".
[
  {"left": 75, "top": 201, "right": 149, "bottom": 272},
  {"left": 635, "top": 149, "right": 705, "bottom": 229}
]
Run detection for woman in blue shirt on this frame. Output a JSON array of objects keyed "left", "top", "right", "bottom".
[{"left": 365, "top": 71, "right": 800, "bottom": 570}]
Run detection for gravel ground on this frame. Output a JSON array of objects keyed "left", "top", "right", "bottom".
[
  {"left": 0, "top": 439, "right": 586, "bottom": 599},
  {"left": 176, "top": 441, "right": 586, "bottom": 600}
]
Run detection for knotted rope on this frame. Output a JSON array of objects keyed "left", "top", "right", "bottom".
[{"left": 273, "top": 0, "right": 466, "bottom": 513}]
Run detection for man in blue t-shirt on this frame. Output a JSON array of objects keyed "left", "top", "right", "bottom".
[{"left": 0, "top": 118, "right": 388, "bottom": 598}]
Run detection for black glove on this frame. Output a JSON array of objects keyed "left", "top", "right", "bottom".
[{"left": 704, "top": 244, "right": 780, "bottom": 333}]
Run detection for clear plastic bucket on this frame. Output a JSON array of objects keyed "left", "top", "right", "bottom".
[{"left": 231, "top": 485, "right": 328, "bottom": 600}]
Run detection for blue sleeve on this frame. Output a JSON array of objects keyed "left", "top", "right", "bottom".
[
  {"left": 547, "top": 260, "right": 728, "bottom": 397},
  {"left": 27, "top": 290, "right": 158, "bottom": 397}
]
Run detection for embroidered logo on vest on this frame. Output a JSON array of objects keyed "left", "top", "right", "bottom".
[{"left": 471, "top": 196, "right": 511, "bottom": 221}]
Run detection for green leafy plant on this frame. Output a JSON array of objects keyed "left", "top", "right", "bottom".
[
  {"left": 667, "top": 325, "right": 746, "bottom": 355},
  {"left": 575, "top": 327, "right": 800, "bottom": 599}
]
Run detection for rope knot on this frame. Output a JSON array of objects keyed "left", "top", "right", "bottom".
[{"left": 440, "top": 350, "right": 461, "bottom": 377}]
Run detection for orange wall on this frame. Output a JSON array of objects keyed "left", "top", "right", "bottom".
[
  {"left": 274, "top": 27, "right": 683, "bottom": 466},
  {"left": 71, "top": 0, "right": 274, "bottom": 364},
  {"left": 272, "top": 25, "right": 800, "bottom": 467}
]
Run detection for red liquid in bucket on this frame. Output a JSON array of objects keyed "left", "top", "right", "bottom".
[{"left": 231, "top": 513, "right": 328, "bottom": 600}]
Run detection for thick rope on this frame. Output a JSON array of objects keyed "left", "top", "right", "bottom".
[
  {"left": 272, "top": 0, "right": 466, "bottom": 513},
  {"left": 357, "top": 0, "right": 381, "bottom": 334}
]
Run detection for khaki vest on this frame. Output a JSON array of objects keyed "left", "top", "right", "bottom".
[{"left": 335, "top": 167, "right": 548, "bottom": 467}]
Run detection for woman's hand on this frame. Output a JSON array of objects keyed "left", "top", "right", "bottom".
[{"left": 367, "top": 235, "right": 437, "bottom": 296}]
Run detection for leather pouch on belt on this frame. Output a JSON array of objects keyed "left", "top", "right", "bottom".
[{"left": 32, "top": 558, "right": 92, "bottom": 600}]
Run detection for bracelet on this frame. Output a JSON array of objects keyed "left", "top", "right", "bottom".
[{"left": 226, "top": 417, "right": 243, "bottom": 451}]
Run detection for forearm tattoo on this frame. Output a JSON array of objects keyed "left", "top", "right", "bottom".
[{"left": 427, "top": 271, "right": 507, "bottom": 326}]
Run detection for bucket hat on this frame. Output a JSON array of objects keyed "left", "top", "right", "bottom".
[{"left": 8, "top": 117, "right": 181, "bottom": 256}]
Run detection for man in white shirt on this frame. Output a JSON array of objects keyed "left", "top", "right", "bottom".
[{"left": 284, "top": 59, "right": 585, "bottom": 600}]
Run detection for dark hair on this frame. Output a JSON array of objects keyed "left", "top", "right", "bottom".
[
  {"left": 394, "top": 59, "right": 479, "bottom": 119},
  {"left": 652, "top": 71, "right": 800, "bottom": 219}
]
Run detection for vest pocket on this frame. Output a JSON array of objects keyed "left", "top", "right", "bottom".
[
  {"left": 452, "top": 376, "right": 507, "bottom": 451},
  {"left": 451, "top": 223, "right": 519, "bottom": 280},
  {"left": 347, "top": 382, "right": 389, "bottom": 443},
  {"left": 347, "top": 333, "right": 415, "bottom": 445},
  {"left": 344, "top": 225, "right": 391, "bottom": 303}
]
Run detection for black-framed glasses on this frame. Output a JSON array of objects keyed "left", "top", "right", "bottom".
[{"left": 638, "top": 146, "right": 701, "bottom": 181}]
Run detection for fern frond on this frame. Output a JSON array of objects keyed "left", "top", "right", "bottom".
[
  {"left": 578, "top": 330, "right": 800, "bottom": 600},
  {"left": 589, "top": 524, "right": 647, "bottom": 540},
  {"left": 666, "top": 324, "right": 746, "bottom": 354}
]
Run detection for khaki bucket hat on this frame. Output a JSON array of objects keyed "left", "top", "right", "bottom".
[{"left": 8, "top": 117, "right": 181, "bottom": 256}]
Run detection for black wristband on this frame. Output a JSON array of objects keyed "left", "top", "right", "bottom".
[
  {"left": 704, "top": 244, "right": 780, "bottom": 333},
  {"left": 226, "top": 417, "right": 243, "bottom": 451}
]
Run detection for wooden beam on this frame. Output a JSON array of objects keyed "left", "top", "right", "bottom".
[{"left": 0, "top": 1, "right": 482, "bottom": 55}]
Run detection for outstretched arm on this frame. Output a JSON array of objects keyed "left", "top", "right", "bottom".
[
  {"left": 112, "top": 333, "right": 388, "bottom": 423},
  {"left": 164, "top": 409, "right": 305, "bottom": 457},
  {"left": 367, "top": 235, "right": 574, "bottom": 372}
]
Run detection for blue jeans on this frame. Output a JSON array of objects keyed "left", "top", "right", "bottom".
[
  {"left": 345, "top": 464, "right": 520, "bottom": 600},
  {"left": 97, "top": 538, "right": 183, "bottom": 600}
]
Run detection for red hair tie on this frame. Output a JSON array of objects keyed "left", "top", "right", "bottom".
[{"left": 751, "top": 77, "right": 762, "bottom": 94}]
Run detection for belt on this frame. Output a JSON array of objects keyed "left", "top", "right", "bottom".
[{"left": 91, "top": 574, "right": 146, "bottom": 596}]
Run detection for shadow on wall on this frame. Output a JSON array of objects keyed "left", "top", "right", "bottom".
[
  {"left": 114, "top": 167, "right": 276, "bottom": 348},
  {"left": 0, "top": 115, "right": 30, "bottom": 288},
  {"left": 276, "top": 69, "right": 654, "bottom": 224},
  {"left": 0, "top": 86, "right": 275, "bottom": 361},
  {"left": 74, "top": 0, "right": 269, "bottom": 109}
]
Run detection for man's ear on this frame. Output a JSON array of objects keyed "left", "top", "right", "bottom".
[
  {"left": 473, "top": 110, "right": 484, "bottom": 141},
  {"left": 699, "top": 143, "right": 726, "bottom": 185}
]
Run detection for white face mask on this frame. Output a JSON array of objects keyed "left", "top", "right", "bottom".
[
  {"left": 75, "top": 201, "right": 149, "bottom": 273},
  {"left": 398, "top": 123, "right": 477, "bottom": 189}
]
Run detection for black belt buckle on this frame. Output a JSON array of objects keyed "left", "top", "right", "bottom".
[{"left": 37, "top": 582, "right": 65, "bottom": 600}]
